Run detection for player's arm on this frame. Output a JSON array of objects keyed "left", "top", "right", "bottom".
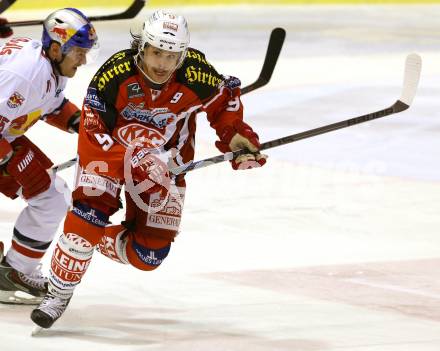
[
  {"left": 0, "top": 137, "right": 13, "bottom": 165},
  {"left": 0, "top": 77, "right": 52, "bottom": 199},
  {"left": 78, "top": 86, "right": 128, "bottom": 175},
  {"left": 43, "top": 98, "right": 81, "bottom": 133},
  {"left": 205, "top": 75, "right": 267, "bottom": 170}
]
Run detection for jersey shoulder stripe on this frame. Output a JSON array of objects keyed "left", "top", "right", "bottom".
[
  {"left": 87, "top": 49, "right": 137, "bottom": 131},
  {"left": 176, "top": 48, "right": 224, "bottom": 101}
]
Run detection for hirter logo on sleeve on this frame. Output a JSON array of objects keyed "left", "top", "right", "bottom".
[{"left": 7, "top": 92, "right": 25, "bottom": 109}]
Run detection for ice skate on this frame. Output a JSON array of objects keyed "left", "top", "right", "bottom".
[
  {"left": 0, "top": 241, "right": 48, "bottom": 305},
  {"left": 30, "top": 292, "right": 71, "bottom": 329}
]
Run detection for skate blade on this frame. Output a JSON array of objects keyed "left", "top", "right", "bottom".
[
  {"left": 0, "top": 290, "right": 43, "bottom": 305},
  {"left": 31, "top": 325, "right": 43, "bottom": 337}
]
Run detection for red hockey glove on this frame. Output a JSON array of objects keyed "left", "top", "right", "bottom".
[
  {"left": 0, "top": 18, "right": 13, "bottom": 39},
  {"left": 130, "top": 147, "right": 171, "bottom": 197},
  {"left": 215, "top": 119, "right": 267, "bottom": 170},
  {"left": 0, "top": 169, "right": 20, "bottom": 199},
  {"left": 6, "top": 145, "right": 51, "bottom": 199},
  {"left": 44, "top": 100, "right": 81, "bottom": 133},
  {"left": 0, "top": 138, "right": 13, "bottom": 166}
]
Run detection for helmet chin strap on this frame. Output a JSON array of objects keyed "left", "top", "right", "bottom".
[{"left": 134, "top": 53, "right": 176, "bottom": 90}]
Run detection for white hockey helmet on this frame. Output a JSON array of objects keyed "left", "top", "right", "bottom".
[
  {"left": 43, "top": 8, "right": 97, "bottom": 52},
  {"left": 42, "top": 8, "right": 99, "bottom": 62},
  {"left": 139, "top": 10, "right": 190, "bottom": 67}
]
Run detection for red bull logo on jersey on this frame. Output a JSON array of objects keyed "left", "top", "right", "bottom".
[
  {"left": 8, "top": 110, "right": 41, "bottom": 136},
  {"left": 7, "top": 92, "right": 25, "bottom": 108}
]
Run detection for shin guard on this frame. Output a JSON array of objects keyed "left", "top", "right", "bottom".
[{"left": 48, "top": 233, "right": 94, "bottom": 299}]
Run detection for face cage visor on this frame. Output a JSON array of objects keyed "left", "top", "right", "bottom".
[{"left": 62, "top": 41, "right": 100, "bottom": 65}]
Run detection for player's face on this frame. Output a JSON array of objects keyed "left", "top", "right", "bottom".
[
  {"left": 141, "top": 46, "right": 180, "bottom": 84},
  {"left": 59, "top": 46, "right": 88, "bottom": 77}
]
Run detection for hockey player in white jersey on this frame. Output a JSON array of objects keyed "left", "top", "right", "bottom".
[
  {"left": 0, "top": 17, "right": 12, "bottom": 38},
  {"left": 0, "top": 8, "right": 98, "bottom": 304}
]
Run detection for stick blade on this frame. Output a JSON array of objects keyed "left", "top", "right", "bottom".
[
  {"left": 259, "top": 27, "right": 286, "bottom": 83},
  {"left": 0, "top": 0, "right": 16, "bottom": 14},
  {"left": 399, "top": 53, "right": 422, "bottom": 107},
  {"left": 241, "top": 27, "right": 286, "bottom": 95}
]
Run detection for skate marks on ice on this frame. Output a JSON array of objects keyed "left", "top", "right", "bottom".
[
  {"left": 203, "top": 258, "right": 440, "bottom": 323},
  {"left": 26, "top": 305, "right": 182, "bottom": 343},
  {"left": 20, "top": 302, "right": 329, "bottom": 351}
]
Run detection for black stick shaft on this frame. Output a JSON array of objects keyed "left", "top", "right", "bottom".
[
  {"left": 4, "top": 0, "right": 144, "bottom": 27},
  {"left": 170, "top": 100, "right": 409, "bottom": 175}
]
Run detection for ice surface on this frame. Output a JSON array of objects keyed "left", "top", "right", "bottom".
[{"left": 1, "top": 5, "right": 440, "bottom": 350}]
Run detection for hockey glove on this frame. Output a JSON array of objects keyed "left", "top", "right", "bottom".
[
  {"left": 215, "top": 119, "right": 267, "bottom": 170},
  {"left": 0, "top": 169, "right": 20, "bottom": 199},
  {"left": 130, "top": 147, "right": 171, "bottom": 197},
  {"left": 0, "top": 18, "right": 12, "bottom": 39},
  {"left": 0, "top": 138, "right": 13, "bottom": 166},
  {"left": 67, "top": 110, "right": 81, "bottom": 133},
  {"left": 44, "top": 100, "right": 81, "bottom": 133},
  {"left": 6, "top": 145, "right": 51, "bottom": 199}
]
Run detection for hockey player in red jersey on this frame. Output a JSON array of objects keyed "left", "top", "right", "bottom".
[
  {"left": 0, "top": 8, "right": 98, "bottom": 304},
  {"left": 31, "top": 10, "right": 267, "bottom": 328}
]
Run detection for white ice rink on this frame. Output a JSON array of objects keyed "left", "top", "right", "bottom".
[{"left": 1, "top": 4, "right": 440, "bottom": 350}]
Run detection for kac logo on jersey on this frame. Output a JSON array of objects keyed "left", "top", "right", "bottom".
[
  {"left": 116, "top": 123, "right": 167, "bottom": 148},
  {"left": 120, "top": 104, "right": 175, "bottom": 129},
  {"left": 7, "top": 92, "right": 25, "bottom": 109}
]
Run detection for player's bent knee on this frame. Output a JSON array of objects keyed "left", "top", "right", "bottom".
[
  {"left": 125, "top": 234, "right": 171, "bottom": 271},
  {"left": 97, "top": 224, "right": 129, "bottom": 264},
  {"left": 64, "top": 202, "right": 109, "bottom": 246}
]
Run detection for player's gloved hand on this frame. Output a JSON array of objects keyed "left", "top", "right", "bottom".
[
  {"left": 0, "top": 169, "right": 20, "bottom": 199},
  {"left": 215, "top": 119, "right": 267, "bottom": 170},
  {"left": 130, "top": 146, "right": 171, "bottom": 197},
  {"left": 67, "top": 110, "right": 81, "bottom": 133},
  {"left": 6, "top": 145, "right": 51, "bottom": 199},
  {"left": 0, "top": 18, "right": 13, "bottom": 39},
  {"left": 0, "top": 138, "right": 13, "bottom": 165}
]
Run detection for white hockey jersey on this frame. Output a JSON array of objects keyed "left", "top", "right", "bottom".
[{"left": 0, "top": 37, "right": 67, "bottom": 142}]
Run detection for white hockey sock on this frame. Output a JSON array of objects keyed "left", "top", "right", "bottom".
[{"left": 48, "top": 233, "right": 94, "bottom": 299}]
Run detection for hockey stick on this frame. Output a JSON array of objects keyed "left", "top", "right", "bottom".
[
  {"left": 51, "top": 54, "right": 421, "bottom": 175},
  {"left": 241, "top": 27, "right": 286, "bottom": 95},
  {"left": 50, "top": 27, "right": 286, "bottom": 174},
  {"left": 2, "top": 0, "right": 145, "bottom": 27},
  {"left": 51, "top": 158, "right": 77, "bottom": 173},
  {"left": 169, "top": 53, "right": 422, "bottom": 175},
  {"left": 0, "top": 0, "right": 16, "bottom": 14}
]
